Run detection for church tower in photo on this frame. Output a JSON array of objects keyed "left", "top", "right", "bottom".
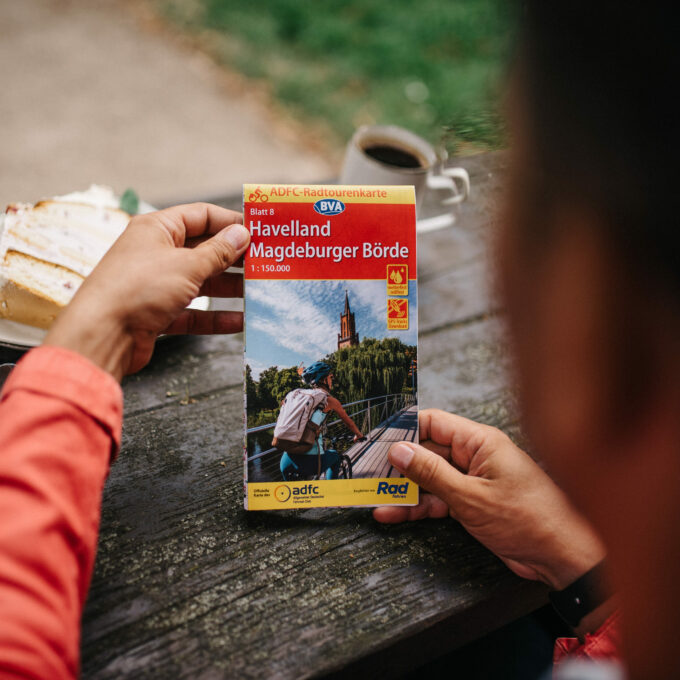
[{"left": 337, "top": 290, "right": 359, "bottom": 349}]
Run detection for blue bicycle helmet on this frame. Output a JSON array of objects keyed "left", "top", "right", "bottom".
[{"left": 302, "top": 361, "right": 332, "bottom": 385}]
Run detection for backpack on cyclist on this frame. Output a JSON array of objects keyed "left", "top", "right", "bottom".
[{"left": 272, "top": 388, "right": 328, "bottom": 455}]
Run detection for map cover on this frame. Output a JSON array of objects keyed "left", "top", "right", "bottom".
[{"left": 243, "top": 184, "right": 418, "bottom": 510}]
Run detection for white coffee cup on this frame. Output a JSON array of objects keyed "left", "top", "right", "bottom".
[{"left": 339, "top": 125, "right": 470, "bottom": 232}]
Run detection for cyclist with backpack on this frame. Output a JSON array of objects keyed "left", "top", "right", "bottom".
[{"left": 275, "top": 362, "right": 364, "bottom": 481}]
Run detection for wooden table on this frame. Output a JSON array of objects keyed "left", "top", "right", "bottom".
[{"left": 1, "top": 151, "right": 547, "bottom": 678}]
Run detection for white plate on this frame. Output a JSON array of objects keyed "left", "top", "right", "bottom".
[
  {"left": 0, "top": 296, "right": 211, "bottom": 350},
  {"left": 0, "top": 196, "right": 207, "bottom": 350}
]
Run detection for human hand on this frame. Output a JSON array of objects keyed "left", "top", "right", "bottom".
[
  {"left": 44, "top": 203, "right": 250, "bottom": 381},
  {"left": 373, "top": 409, "right": 605, "bottom": 590}
]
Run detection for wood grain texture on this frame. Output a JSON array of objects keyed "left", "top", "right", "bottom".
[
  {"left": 417, "top": 151, "right": 507, "bottom": 333},
  {"left": 73, "top": 152, "right": 548, "bottom": 678}
]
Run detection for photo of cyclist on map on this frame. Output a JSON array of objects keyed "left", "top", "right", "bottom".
[
  {"left": 276, "top": 361, "right": 365, "bottom": 481},
  {"left": 244, "top": 279, "right": 418, "bottom": 494}
]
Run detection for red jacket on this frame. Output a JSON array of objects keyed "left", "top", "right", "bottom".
[
  {"left": 553, "top": 609, "right": 621, "bottom": 674},
  {"left": 0, "top": 347, "right": 122, "bottom": 679}
]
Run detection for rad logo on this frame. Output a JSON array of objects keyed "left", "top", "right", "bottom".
[
  {"left": 376, "top": 481, "right": 410, "bottom": 498},
  {"left": 313, "top": 199, "right": 345, "bottom": 216}
]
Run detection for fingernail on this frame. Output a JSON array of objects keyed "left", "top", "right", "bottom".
[
  {"left": 389, "top": 443, "right": 415, "bottom": 471},
  {"left": 220, "top": 224, "right": 249, "bottom": 250}
]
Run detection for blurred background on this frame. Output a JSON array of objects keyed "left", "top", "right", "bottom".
[{"left": 0, "top": 0, "right": 512, "bottom": 208}]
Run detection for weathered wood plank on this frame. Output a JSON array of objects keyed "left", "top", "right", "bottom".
[
  {"left": 121, "top": 333, "right": 243, "bottom": 416},
  {"left": 419, "top": 254, "right": 493, "bottom": 333},
  {"left": 420, "top": 315, "right": 511, "bottom": 407},
  {"left": 416, "top": 152, "right": 506, "bottom": 331},
  {"left": 418, "top": 313, "right": 525, "bottom": 447}
]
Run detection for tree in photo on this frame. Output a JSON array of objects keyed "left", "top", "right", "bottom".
[
  {"left": 245, "top": 364, "right": 259, "bottom": 411},
  {"left": 328, "top": 337, "right": 416, "bottom": 403},
  {"left": 256, "top": 366, "right": 279, "bottom": 411},
  {"left": 273, "top": 366, "right": 304, "bottom": 404}
]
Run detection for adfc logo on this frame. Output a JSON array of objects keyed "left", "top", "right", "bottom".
[
  {"left": 248, "top": 186, "right": 269, "bottom": 203},
  {"left": 386, "top": 264, "right": 408, "bottom": 296},
  {"left": 387, "top": 298, "right": 409, "bottom": 330},
  {"left": 274, "top": 485, "right": 291, "bottom": 502}
]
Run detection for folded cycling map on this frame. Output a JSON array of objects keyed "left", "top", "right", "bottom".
[{"left": 243, "top": 184, "right": 419, "bottom": 510}]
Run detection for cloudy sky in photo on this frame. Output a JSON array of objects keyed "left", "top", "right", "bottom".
[{"left": 244, "top": 279, "right": 417, "bottom": 378}]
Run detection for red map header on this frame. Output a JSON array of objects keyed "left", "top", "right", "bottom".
[{"left": 243, "top": 189, "right": 417, "bottom": 281}]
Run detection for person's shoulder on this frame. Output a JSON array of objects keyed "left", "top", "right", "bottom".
[{"left": 325, "top": 394, "right": 341, "bottom": 409}]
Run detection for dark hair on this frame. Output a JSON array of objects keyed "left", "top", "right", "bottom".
[{"left": 518, "top": 3, "right": 679, "bottom": 302}]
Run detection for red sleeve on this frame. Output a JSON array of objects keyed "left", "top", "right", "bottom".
[
  {"left": 0, "top": 346, "right": 122, "bottom": 680},
  {"left": 553, "top": 609, "right": 622, "bottom": 672}
]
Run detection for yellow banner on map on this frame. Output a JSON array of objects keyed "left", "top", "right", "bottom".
[
  {"left": 244, "top": 184, "right": 416, "bottom": 205},
  {"left": 246, "top": 478, "right": 418, "bottom": 510}
]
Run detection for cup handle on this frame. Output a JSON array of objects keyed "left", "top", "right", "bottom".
[{"left": 426, "top": 167, "right": 471, "bottom": 205}]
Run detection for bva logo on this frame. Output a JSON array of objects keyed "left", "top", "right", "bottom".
[{"left": 313, "top": 199, "right": 345, "bottom": 216}]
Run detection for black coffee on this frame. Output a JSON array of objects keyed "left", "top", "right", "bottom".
[{"left": 363, "top": 144, "right": 424, "bottom": 169}]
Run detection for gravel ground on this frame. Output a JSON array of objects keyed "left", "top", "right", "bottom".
[{"left": 0, "top": 0, "right": 335, "bottom": 208}]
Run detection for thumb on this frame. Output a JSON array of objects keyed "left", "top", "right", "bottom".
[
  {"left": 193, "top": 223, "right": 250, "bottom": 278},
  {"left": 389, "top": 442, "right": 469, "bottom": 512}
]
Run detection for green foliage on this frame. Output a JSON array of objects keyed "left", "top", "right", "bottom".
[
  {"left": 272, "top": 367, "right": 303, "bottom": 404},
  {"left": 156, "top": 0, "right": 515, "bottom": 153},
  {"left": 247, "top": 408, "right": 278, "bottom": 428},
  {"left": 256, "top": 366, "right": 279, "bottom": 411},
  {"left": 245, "top": 365, "right": 302, "bottom": 425},
  {"left": 245, "top": 364, "right": 258, "bottom": 410},
  {"left": 327, "top": 337, "right": 416, "bottom": 403}
]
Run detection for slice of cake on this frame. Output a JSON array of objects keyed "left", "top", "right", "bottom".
[{"left": 0, "top": 186, "right": 132, "bottom": 329}]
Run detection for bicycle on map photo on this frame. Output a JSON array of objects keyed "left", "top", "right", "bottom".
[
  {"left": 275, "top": 361, "right": 365, "bottom": 482},
  {"left": 282, "top": 432, "right": 361, "bottom": 482}
]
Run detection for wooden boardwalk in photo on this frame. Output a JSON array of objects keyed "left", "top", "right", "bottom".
[{"left": 348, "top": 405, "right": 418, "bottom": 478}]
